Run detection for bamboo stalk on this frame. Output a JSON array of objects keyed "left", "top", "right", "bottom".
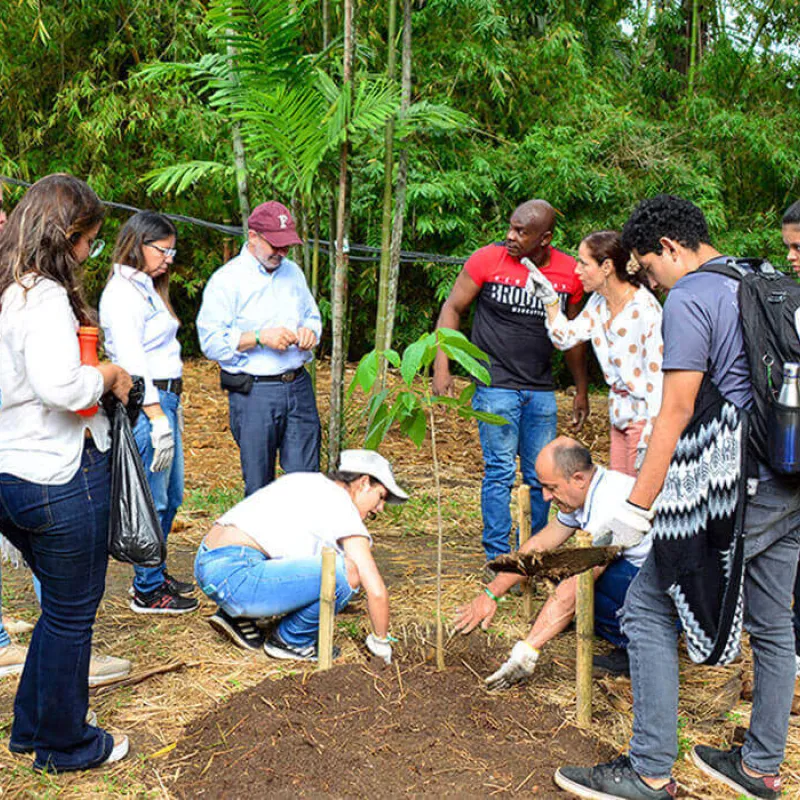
[
  {"left": 318, "top": 547, "right": 337, "bottom": 671},
  {"left": 516, "top": 484, "right": 533, "bottom": 620},
  {"left": 575, "top": 530, "right": 594, "bottom": 726}
]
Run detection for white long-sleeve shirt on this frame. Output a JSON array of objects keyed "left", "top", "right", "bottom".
[
  {"left": 99, "top": 264, "right": 182, "bottom": 406},
  {"left": 0, "top": 277, "right": 109, "bottom": 484},
  {"left": 546, "top": 287, "right": 664, "bottom": 448}
]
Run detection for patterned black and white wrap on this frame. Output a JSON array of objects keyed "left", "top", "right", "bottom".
[{"left": 650, "top": 378, "right": 748, "bottom": 666}]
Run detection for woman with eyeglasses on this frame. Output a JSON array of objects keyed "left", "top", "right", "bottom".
[
  {"left": 99, "top": 211, "right": 198, "bottom": 615},
  {"left": 0, "top": 173, "right": 132, "bottom": 771}
]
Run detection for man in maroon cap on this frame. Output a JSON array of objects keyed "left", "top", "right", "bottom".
[{"left": 197, "top": 201, "right": 322, "bottom": 496}]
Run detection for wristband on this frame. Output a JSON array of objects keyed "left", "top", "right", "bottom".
[
  {"left": 254, "top": 329, "right": 261, "bottom": 347},
  {"left": 544, "top": 297, "right": 560, "bottom": 307},
  {"left": 484, "top": 587, "right": 499, "bottom": 603}
]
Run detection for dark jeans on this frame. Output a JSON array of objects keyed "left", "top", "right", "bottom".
[
  {"left": 0, "top": 442, "right": 113, "bottom": 771},
  {"left": 229, "top": 369, "right": 321, "bottom": 496},
  {"left": 594, "top": 557, "right": 639, "bottom": 649},
  {"left": 793, "top": 553, "right": 800, "bottom": 656}
]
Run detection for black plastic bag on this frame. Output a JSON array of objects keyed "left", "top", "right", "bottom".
[{"left": 107, "top": 382, "right": 165, "bottom": 567}]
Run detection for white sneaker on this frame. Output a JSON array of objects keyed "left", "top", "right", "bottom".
[
  {"left": 0, "top": 643, "right": 28, "bottom": 678},
  {"left": 100, "top": 734, "right": 129, "bottom": 766},
  {"left": 795, "top": 654, "right": 800, "bottom": 679},
  {"left": 88, "top": 654, "right": 132, "bottom": 687}
]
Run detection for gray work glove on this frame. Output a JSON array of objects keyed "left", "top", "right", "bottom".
[
  {"left": 593, "top": 500, "right": 654, "bottom": 549},
  {"left": 365, "top": 633, "right": 393, "bottom": 665},
  {"left": 521, "top": 257, "right": 559, "bottom": 306},
  {"left": 149, "top": 415, "right": 175, "bottom": 473},
  {"left": 484, "top": 640, "right": 540, "bottom": 691}
]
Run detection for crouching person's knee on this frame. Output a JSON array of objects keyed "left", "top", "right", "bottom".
[{"left": 335, "top": 555, "right": 358, "bottom": 613}]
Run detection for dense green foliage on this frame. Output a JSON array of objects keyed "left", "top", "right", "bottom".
[{"left": 2, "top": 0, "right": 799, "bottom": 375}]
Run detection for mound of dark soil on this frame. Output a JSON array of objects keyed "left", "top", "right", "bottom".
[{"left": 169, "top": 641, "right": 613, "bottom": 798}]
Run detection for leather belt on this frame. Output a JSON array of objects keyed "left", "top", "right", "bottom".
[
  {"left": 252, "top": 366, "right": 305, "bottom": 384},
  {"left": 153, "top": 378, "right": 183, "bottom": 396}
]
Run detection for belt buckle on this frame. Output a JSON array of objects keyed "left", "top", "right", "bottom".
[{"left": 281, "top": 370, "right": 295, "bottom": 383}]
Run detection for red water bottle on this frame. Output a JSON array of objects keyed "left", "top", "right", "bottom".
[{"left": 76, "top": 326, "right": 99, "bottom": 418}]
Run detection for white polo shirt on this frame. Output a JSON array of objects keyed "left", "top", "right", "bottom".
[
  {"left": 217, "top": 472, "right": 371, "bottom": 558},
  {"left": 556, "top": 466, "right": 652, "bottom": 568}
]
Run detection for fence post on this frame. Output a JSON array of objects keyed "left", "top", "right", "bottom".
[
  {"left": 516, "top": 484, "right": 533, "bottom": 620},
  {"left": 575, "top": 530, "right": 594, "bottom": 726},
  {"left": 318, "top": 547, "right": 337, "bottom": 671}
]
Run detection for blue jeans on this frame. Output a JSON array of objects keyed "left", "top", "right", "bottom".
[
  {"left": 132, "top": 389, "right": 184, "bottom": 594},
  {"left": 228, "top": 370, "right": 321, "bottom": 497},
  {"left": 195, "top": 543, "right": 354, "bottom": 648},
  {"left": 472, "top": 386, "right": 557, "bottom": 560},
  {"left": 0, "top": 442, "right": 113, "bottom": 771},
  {"left": 622, "top": 479, "right": 800, "bottom": 779},
  {"left": 594, "top": 557, "right": 639, "bottom": 648}
]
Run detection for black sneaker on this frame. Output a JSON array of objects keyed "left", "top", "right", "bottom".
[
  {"left": 208, "top": 608, "right": 265, "bottom": 651},
  {"left": 692, "top": 745, "right": 782, "bottom": 799},
  {"left": 130, "top": 583, "right": 199, "bottom": 615},
  {"left": 263, "top": 631, "right": 340, "bottom": 662},
  {"left": 163, "top": 571, "right": 196, "bottom": 596},
  {"left": 555, "top": 755, "right": 677, "bottom": 799},
  {"left": 593, "top": 647, "right": 631, "bottom": 677}
]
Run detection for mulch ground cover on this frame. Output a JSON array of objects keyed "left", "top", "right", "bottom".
[{"left": 170, "top": 640, "right": 613, "bottom": 799}]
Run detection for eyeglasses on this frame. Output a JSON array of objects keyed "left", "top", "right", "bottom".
[
  {"left": 145, "top": 242, "right": 177, "bottom": 258},
  {"left": 88, "top": 239, "right": 105, "bottom": 259}
]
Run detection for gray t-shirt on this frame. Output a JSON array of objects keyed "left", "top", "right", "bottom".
[{"left": 661, "top": 260, "right": 753, "bottom": 409}]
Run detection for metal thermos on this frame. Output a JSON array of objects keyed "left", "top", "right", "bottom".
[{"left": 768, "top": 362, "right": 800, "bottom": 474}]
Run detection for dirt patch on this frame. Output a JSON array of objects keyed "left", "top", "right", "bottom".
[{"left": 170, "top": 637, "right": 613, "bottom": 799}]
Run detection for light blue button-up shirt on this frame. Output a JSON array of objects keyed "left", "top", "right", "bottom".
[{"left": 196, "top": 244, "right": 322, "bottom": 375}]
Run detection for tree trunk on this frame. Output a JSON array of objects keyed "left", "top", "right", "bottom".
[
  {"left": 374, "top": 0, "right": 398, "bottom": 388},
  {"left": 382, "top": 0, "right": 412, "bottom": 366},
  {"left": 227, "top": 32, "right": 251, "bottom": 229},
  {"left": 687, "top": 0, "right": 699, "bottom": 94},
  {"left": 327, "top": 0, "right": 354, "bottom": 470}
]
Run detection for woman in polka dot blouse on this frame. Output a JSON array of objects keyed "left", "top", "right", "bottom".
[{"left": 540, "top": 230, "right": 663, "bottom": 476}]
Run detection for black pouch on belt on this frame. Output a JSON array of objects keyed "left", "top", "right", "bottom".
[{"left": 220, "top": 369, "right": 254, "bottom": 395}]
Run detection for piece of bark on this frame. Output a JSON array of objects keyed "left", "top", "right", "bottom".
[{"left": 488, "top": 546, "right": 621, "bottom": 582}]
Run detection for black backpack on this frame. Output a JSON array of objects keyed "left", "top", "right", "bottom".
[{"left": 699, "top": 258, "right": 800, "bottom": 472}]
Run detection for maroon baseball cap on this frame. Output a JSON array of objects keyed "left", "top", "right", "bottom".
[{"left": 247, "top": 201, "right": 303, "bottom": 248}]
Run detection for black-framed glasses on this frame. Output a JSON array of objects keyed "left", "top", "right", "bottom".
[
  {"left": 88, "top": 238, "right": 105, "bottom": 259},
  {"left": 145, "top": 242, "right": 177, "bottom": 258}
]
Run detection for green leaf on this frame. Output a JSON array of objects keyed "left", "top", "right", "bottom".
[
  {"left": 440, "top": 342, "right": 491, "bottom": 386},
  {"left": 400, "top": 333, "right": 435, "bottom": 386},
  {"left": 437, "top": 328, "right": 490, "bottom": 363},
  {"left": 459, "top": 382, "right": 477, "bottom": 404},
  {"left": 458, "top": 408, "right": 509, "bottom": 425},
  {"left": 348, "top": 350, "right": 379, "bottom": 397},
  {"left": 383, "top": 349, "right": 401, "bottom": 368},
  {"left": 400, "top": 407, "right": 428, "bottom": 447}
]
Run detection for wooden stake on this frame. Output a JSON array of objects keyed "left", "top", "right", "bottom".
[
  {"left": 516, "top": 484, "right": 533, "bottom": 620},
  {"left": 575, "top": 530, "right": 594, "bottom": 726},
  {"left": 318, "top": 547, "right": 336, "bottom": 671}
]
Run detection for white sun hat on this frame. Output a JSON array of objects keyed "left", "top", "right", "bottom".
[{"left": 337, "top": 449, "right": 409, "bottom": 504}]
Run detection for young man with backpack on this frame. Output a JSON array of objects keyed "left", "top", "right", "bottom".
[{"left": 555, "top": 195, "right": 800, "bottom": 800}]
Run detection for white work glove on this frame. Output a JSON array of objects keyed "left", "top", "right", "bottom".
[
  {"left": 177, "top": 404, "right": 185, "bottom": 434},
  {"left": 521, "top": 257, "right": 559, "bottom": 306},
  {"left": 149, "top": 415, "right": 175, "bottom": 473},
  {"left": 365, "top": 633, "right": 393, "bottom": 665},
  {"left": 485, "top": 640, "right": 540, "bottom": 691},
  {"left": 593, "top": 500, "right": 654, "bottom": 549}
]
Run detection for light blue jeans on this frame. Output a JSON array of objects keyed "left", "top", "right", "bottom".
[
  {"left": 132, "top": 389, "right": 184, "bottom": 594},
  {"left": 623, "top": 479, "right": 800, "bottom": 779},
  {"left": 194, "top": 543, "right": 355, "bottom": 648},
  {"left": 472, "top": 386, "right": 557, "bottom": 560}
]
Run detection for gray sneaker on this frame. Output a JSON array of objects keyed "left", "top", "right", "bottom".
[
  {"left": 691, "top": 745, "right": 782, "bottom": 800},
  {"left": 555, "top": 755, "right": 677, "bottom": 799}
]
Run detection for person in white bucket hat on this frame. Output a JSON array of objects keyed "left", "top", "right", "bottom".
[{"left": 194, "top": 450, "right": 408, "bottom": 663}]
